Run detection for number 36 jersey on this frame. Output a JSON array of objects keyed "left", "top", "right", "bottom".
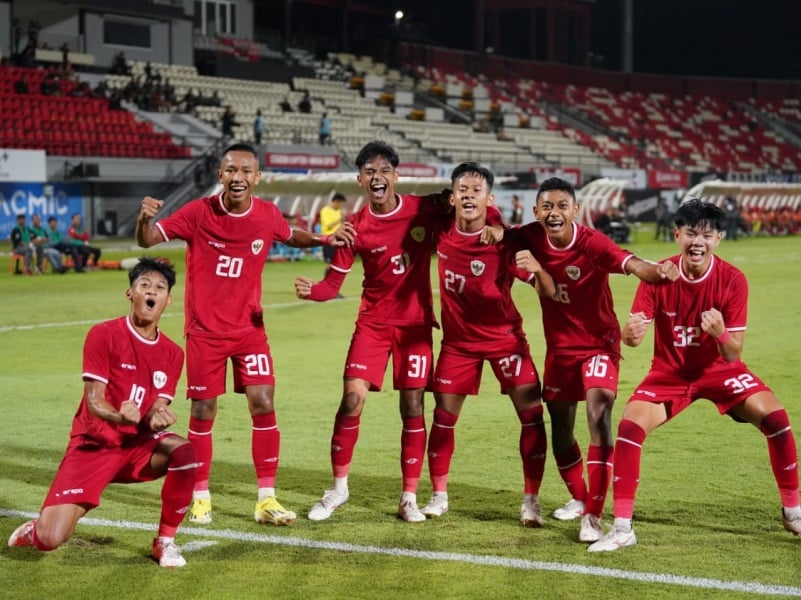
[{"left": 156, "top": 194, "right": 292, "bottom": 336}]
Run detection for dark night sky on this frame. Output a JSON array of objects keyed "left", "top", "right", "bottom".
[{"left": 386, "top": 0, "right": 801, "bottom": 80}]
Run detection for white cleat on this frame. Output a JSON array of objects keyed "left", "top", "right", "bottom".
[
  {"left": 783, "top": 508, "right": 801, "bottom": 536},
  {"left": 579, "top": 513, "right": 603, "bottom": 543},
  {"left": 552, "top": 498, "right": 585, "bottom": 521},
  {"left": 308, "top": 489, "right": 349, "bottom": 521},
  {"left": 421, "top": 494, "right": 449, "bottom": 518},
  {"left": 520, "top": 495, "right": 544, "bottom": 528},
  {"left": 398, "top": 498, "right": 427, "bottom": 523},
  {"left": 587, "top": 524, "right": 637, "bottom": 552},
  {"left": 152, "top": 537, "right": 187, "bottom": 568}
]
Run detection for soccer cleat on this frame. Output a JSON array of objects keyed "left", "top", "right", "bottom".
[
  {"left": 152, "top": 537, "right": 186, "bottom": 568},
  {"left": 421, "top": 494, "right": 449, "bottom": 518},
  {"left": 254, "top": 496, "right": 296, "bottom": 525},
  {"left": 8, "top": 520, "right": 36, "bottom": 547},
  {"left": 579, "top": 513, "right": 603, "bottom": 543},
  {"left": 783, "top": 508, "right": 801, "bottom": 536},
  {"left": 308, "top": 489, "right": 349, "bottom": 521},
  {"left": 552, "top": 498, "right": 586, "bottom": 521},
  {"left": 188, "top": 498, "right": 212, "bottom": 524},
  {"left": 520, "top": 495, "right": 544, "bottom": 528},
  {"left": 587, "top": 524, "right": 637, "bottom": 552},
  {"left": 398, "top": 498, "right": 426, "bottom": 523}
]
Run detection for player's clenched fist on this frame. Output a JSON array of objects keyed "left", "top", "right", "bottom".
[
  {"left": 139, "top": 196, "right": 164, "bottom": 223},
  {"left": 294, "top": 276, "right": 313, "bottom": 299}
]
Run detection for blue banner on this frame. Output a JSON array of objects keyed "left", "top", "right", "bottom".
[{"left": 0, "top": 183, "right": 83, "bottom": 240}]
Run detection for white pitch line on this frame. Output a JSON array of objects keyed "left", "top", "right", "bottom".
[{"left": 2, "top": 508, "right": 799, "bottom": 597}]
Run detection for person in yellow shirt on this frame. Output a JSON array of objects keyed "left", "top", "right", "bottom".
[{"left": 320, "top": 193, "right": 347, "bottom": 266}]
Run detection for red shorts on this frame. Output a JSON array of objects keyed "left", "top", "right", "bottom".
[
  {"left": 542, "top": 352, "right": 620, "bottom": 403},
  {"left": 432, "top": 341, "right": 540, "bottom": 395},
  {"left": 344, "top": 321, "right": 433, "bottom": 391},
  {"left": 186, "top": 329, "right": 275, "bottom": 399},
  {"left": 42, "top": 432, "right": 175, "bottom": 510},
  {"left": 627, "top": 360, "right": 772, "bottom": 420}
]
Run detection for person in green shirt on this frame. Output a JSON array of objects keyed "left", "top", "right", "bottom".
[
  {"left": 48, "top": 216, "right": 84, "bottom": 272},
  {"left": 10, "top": 214, "right": 34, "bottom": 274},
  {"left": 30, "top": 214, "right": 68, "bottom": 273}
]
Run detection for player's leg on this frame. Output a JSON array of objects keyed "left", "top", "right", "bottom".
[
  {"left": 423, "top": 391, "right": 465, "bottom": 518},
  {"left": 9, "top": 504, "right": 88, "bottom": 551},
  {"left": 184, "top": 333, "right": 227, "bottom": 524},
  {"left": 509, "top": 383, "right": 547, "bottom": 528},
  {"left": 547, "top": 400, "right": 587, "bottom": 519},
  {"left": 392, "top": 325, "right": 433, "bottom": 522},
  {"left": 147, "top": 435, "right": 197, "bottom": 567},
  {"left": 588, "top": 398, "right": 668, "bottom": 552},
  {"left": 582, "top": 383, "right": 617, "bottom": 542},
  {"left": 730, "top": 390, "right": 801, "bottom": 535}
]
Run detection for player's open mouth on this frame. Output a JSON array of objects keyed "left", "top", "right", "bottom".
[
  {"left": 546, "top": 219, "right": 565, "bottom": 229},
  {"left": 371, "top": 184, "right": 387, "bottom": 198},
  {"left": 461, "top": 202, "right": 477, "bottom": 213},
  {"left": 145, "top": 298, "right": 156, "bottom": 309}
]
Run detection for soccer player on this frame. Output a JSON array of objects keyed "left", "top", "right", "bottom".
[
  {"left": 421, "top": 162, "right": 554, "bottom": 526},
  {"left": 136, "top": 142, "right": 354, "bottom": 526},
  {"left": 294, "top": 140, "right": 453, "bottom": 522},
  {"left": 7, "top": 258, "right": 196, "bottom": 568},
  {"left": 588, "top": 199, "right": 801, "bottom": 552},
  {"left": 504, "top": 177, "right": 678, "bottom": 542}
]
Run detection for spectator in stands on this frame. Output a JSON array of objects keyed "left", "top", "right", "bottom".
[
  {"left": 221, "top": 107, "right": 237, "bottom": 139},
  {"left": 253, "top": 109, "right": 266, "bottom": 145},
  {"left": 10, "top": 214, "right": 34, "bottom": 275},
  {"left": 14, "top": 74, "right": 29, "bottom": 94},
  {"left": 30, "top": 214, "right": 68, "bottom": 274},
  {"left": 48, "top": 216, "right": 84, "bottom": 272},
  {"left": 68, "top": 213, "right": 101, "bottom": 270},
  {"left": 110, "top": 51, "right": 130, "bottom": 75},
  {"left": 298, "top": 91, "right": 312, "bottom": 114},
  {"left": 40, "top": 73, "right": 60, "bottom": 96},
  {"left": 280, "top": 96, "right": 293, "bottom": 112},
  {"left": 319, "top": 113, "right": 332, "bottom": 145}
]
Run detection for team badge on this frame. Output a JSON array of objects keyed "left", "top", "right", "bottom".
[
  {"left": 471, "top": 260, "right": 485, "bottom": 276},
  {"left": 252, "top": 239, "right": 264, "bottom": 255},
  {"left": 410, "top": 226, "right": 426, "bottom": 242},
  {"left": 566, "top": 266, "right": 581, "bottom": 280},
  {"left": 153, "top": 371, "right": 167, "bottom": 389}
]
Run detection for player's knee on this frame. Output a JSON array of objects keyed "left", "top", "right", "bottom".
[
  {"left": 33, "top": 520, "right": 68, "bottom": 551},
  {"left": 169, "top": 441, "right": 197, "bottom": 468}
]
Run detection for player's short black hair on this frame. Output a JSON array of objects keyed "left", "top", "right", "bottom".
[
  {"left": 129, "top": 257, "right": 177, "bottom": 291},
  {"left": 48, "top": 216, "right": 57, "bottom": 223},
  {"left": 450, "top": 162, "right": 494, "bottom": 190},
  {"left": 536, "top": 177, "right": 576, "bottom": 203},
  {"left": 674, "top": 198, "right": 726, "bottom": 232},
  {"left": 220, "top": 142, "right": 258, "bottom": 162},
  {"left": 355, "top": 141, "right": 399, "bottom": 169},
  {"left": 331, "top": 192, "right": 347, "bottom": 202}
]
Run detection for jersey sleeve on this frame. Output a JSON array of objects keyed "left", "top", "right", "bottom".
[
  {"left": 588, "top": 231, "right": 633, "bottom": 274},
  {"left": 630, "top": 279, "right": 656, "bottom": 322},
  {"left": 82, "top": 324, "right": 112, "bottom": 384},
  {"left": 156, "top": 199, "right": 201, "bottom": 242},
  {"left": 159, "top": 343, "right": 185, "bottom": 403},
  {"left": 722, "top": 268, "right": 748, "bottom": 332},
  {"left": 267, "top": 201, "right": 294, "bottom": 243}
]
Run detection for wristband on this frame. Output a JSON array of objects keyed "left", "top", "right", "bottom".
[
  {"left": 715, "top": 330, "right": 731, "bottom": 345},
  {"left": 320, "top": 234, "right": 331, "bottom": 245}
]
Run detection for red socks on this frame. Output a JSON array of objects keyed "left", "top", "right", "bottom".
[
  {"left": 427, "top": 408, "right": 458, "bottom": 492},
  {"left": 401, "top": 415, "right": 427, "bottom": 493},
  {"left": 760, "top": 409, "right": 800, "bottom": 507},
  {"left": 518, "top": 405, "right": 546, "bottom": 495},
  {"left": 187, "top": 416, "right": 213, "bottom": 491},
  {"left": 252, "top": 412, "right": 280, "bottom": 488},
  {"left": 585, "top": 444, "right": 614, "bottom": 517},
  {"left": 331, "top": 414, "right": 360, "bottom": 478},
  {"left": 612, "top": 419, "right": 647, "bottom": 520},
  {"left": 554, "top": 441, "right": 587, "bottom": 502},
  {"left": 158, "top": 443, "right": 197, "bottom": 538}
]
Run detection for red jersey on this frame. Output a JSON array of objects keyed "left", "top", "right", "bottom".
[
  {"left": 311, "top": 193, "right": 444, "bottom": 326},
  {"left": 630, "top": 254, "right": 748, "bottom": 379},
  {"left": 156, "top": 194, "right": 292, "bottom": 336},
  {"left": 508, "top": 221, "right": 633, "bottom": 356},
  {"left": 72, "top": 316, "right": 184, "bottom": 448},
  {"left": 436, "top": 220, "right": 532, "bottom": 351}
]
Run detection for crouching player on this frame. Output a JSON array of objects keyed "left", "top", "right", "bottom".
[
  {"left": 7, "top": 258, "right": 197, "bottom": 567},
  {"left": 589, "top": 199, "right": 801, "bottom": 551}
]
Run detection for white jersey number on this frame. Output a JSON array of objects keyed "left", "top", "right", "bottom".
[
  {"left": 244, "top": 354, "right": 272, "bottom": 376},
  {"left": 584, "top": 354, "right": 610, "bottom": 378},
  {"left": 216, "top": 255, "right": 244, "bottom": 278},
  {"left": 498, "top": 354, "right": 523, "bottom": 378},
  {"left": 724, "top": 373, "right": 759, "bottom": 395},
  {"left": 673, "top": 325, "right": 701, "bottom": 347},
  {"left": 554, "top": 283, "right": 570, "bottom": 304},
  {"left": 128, "top": 384, "right": 146, "bottom": 409},
  {"left": 391, "top": 252, "right": 411, "bottom": 275},
  {"left": 407, "top": 354, "right": 428, "bottom": 379},
  {"left": 444, "top": 270, "right": 466, "bottom": 294}
]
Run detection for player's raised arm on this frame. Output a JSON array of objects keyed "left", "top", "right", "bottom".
[
  {"left": 621, "top": 312, "right": 650, "bottom": 347},
  {"left": 136, "top": 196, "right": 166, "bottom": 248},
  {"left": 625, "top": 256, "right": 679, "bottom": 282},
  {"left": 286, "top": 221, "right": 355, "bottom": 248}
]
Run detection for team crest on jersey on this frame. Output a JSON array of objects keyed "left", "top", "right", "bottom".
[
  {"left": 566, "top": 266, "right": 581, "bottom": 280},
  {"left": 410, "top": 226, "right": 426, "bottom": 243},
  {"left": 153, "top": 371, "right": 167, "bottom": 389},
  {"left": 471, "top": 260, "right": 485, "bottom": 276},
  {"left": 251, "top": 239, "right": 264, "bottom": 255}
]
